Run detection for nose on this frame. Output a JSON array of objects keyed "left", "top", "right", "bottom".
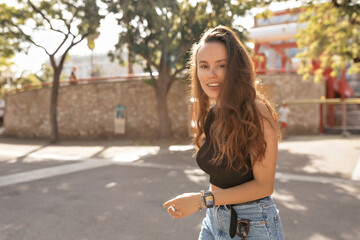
[{"left": 208, "top": 67, "right": 217, "bottom": 78}]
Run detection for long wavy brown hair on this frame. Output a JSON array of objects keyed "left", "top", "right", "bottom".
[{"left": 189, "top": 26, "right": 280, "bottom": 172}]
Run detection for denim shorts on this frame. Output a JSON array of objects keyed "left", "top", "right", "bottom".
[{"left": 198, "top": 196, "right": 284, "bottom": 240}]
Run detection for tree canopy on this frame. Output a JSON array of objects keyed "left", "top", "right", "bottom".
[
  {"left": 0, "top": 3, "right": 18, "bottom": 97},
  {"left": 0, "top": 0, "right": 103, "bottom": 142},
  {"left": 296, "top": 0, "right": 360, "bottom": 82},
  {"left": 105, "top": 0, "right": 258, "bottom": 138}
]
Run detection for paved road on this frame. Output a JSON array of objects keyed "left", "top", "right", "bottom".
[{"left": 0, "top": 135, "right": 359, "bottom": 240}]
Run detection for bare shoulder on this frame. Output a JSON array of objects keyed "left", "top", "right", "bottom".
[
  {"left": 255, "top": 100, "right": 276, "bottom": 129},
  {"left": 255, "top": 100, "right": 272, "bottom": 120}
]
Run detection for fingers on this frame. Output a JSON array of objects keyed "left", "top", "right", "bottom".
[
  {"left": 164, "top": 203, "right": 183, "bottom": 219},
  {"left": 167, "top": 207, "right": 182, "bottom": 216},
  {"left": 166, "top": 205, "right": 180, "bottom": 214},
  {"left": 167, "top": 206, "right": 175, "bottom": 212},
  {"left": 163, "top": 200, "right": 173, "bottom": 209},
  {"left": 167, "top": 207, "right": 183, "bottom": 219}
]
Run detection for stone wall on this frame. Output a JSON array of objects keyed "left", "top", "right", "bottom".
[
  {"left": 4, "top": 73, "right": 325, "bottom": 139},
  {"left": 4, "top": 79, "right": 190, "bottom": 139},
  {"left": 257, "top": 73, "right": 325, "bottom": 134}
]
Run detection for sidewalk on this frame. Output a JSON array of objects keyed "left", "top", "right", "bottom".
[
  {"left": 0, "top": 134, "right": 359, "bottom": 240},
  {"left": 0, "top": 134, "right": 359, "bottom": 190},
  {"left": 277, "top": 135, "right": 360, "bottom": 181},
  {"left": 1, "top": 134, "right": 359, "bottom": 181}
]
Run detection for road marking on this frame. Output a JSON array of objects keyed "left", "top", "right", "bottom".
[
  {"left": 352, "top": 156, "right": 360, "bottom": 181},
  {"left": 1, "top": 157, "right": 359, "bottom": 188},
  {"left": 0, "top": 149, "right": 83, "bottom": 161},
  {"left": 0, "top": 159, "right": 113, "bottom": 187},
  {"left": 0, "top": 146, "right": 161, "bottom": 162},
  {"left": 168, "top": 145, "right": 195, "bottom": 151}
]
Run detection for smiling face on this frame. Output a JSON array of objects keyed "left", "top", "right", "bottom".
[{"left": 197, "top": 41, "right": 227, "bottom": 100}]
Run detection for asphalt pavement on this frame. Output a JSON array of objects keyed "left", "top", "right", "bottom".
[{"left": 0, "top": 134, "right": 359, "bottom": 240}]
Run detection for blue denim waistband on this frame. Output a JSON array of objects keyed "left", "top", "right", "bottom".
[
  {"left": 216, "top": 196, "right": 272, "bottom": 211},
  {"left": 216, "top": 196, "right": 272, "bottom": 238}
]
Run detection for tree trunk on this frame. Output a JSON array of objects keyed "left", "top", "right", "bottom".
[
  {"left": 90, "top": 50, "right": 95, "bottom": 76},
  {"left": 128, "top": 51, "right": 134, "bottom": 75},
  {"left": 156, "top": 89, "right": 172, "bottom": 138},
  {"left": 155, "top": 62, "right": 173, "bottom": 139},
  {"left": 124, "top": 14, "right": 134, "bottom": 75},
  {"left": 50, "top": 67, "right": 61, "bottom": 143}
]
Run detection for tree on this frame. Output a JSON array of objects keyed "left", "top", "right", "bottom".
[
  {"left": 0, "top": 57, "right": 15, "bottom": 98},
  {"left": 0, "top": 7, "right": 18, "bottom": 98},
  {"left": 36, "top": 63, "right": 65, "bottom": 83},
  {"left": 87, "top": 32, "right": 100, "bottom": 76},
  {"left": 295, "top": 0, "right": 360, "bottom": 82},
  {"left": 15, "top": 70, "right": 43, "bottom": 90},
  {"left": 0, "top": 0, "right": 103, "bottom": 142},
  {"left": 105, "top": 0, "right": 255, "bottom": 138}
]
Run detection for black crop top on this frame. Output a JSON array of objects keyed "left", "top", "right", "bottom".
[{"left": 196, "top": 107, "right": 254, "bottom": 189}]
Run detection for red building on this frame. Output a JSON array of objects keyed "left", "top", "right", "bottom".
[{"left": 249, "top": 9, "right": 359, "bottom": 132}]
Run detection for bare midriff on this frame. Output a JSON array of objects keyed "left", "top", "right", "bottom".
[
  {"left": 209, "top": 184, "right": 223, "bottom": 206},
  {"left": 210, "top": 183, "right": 222, "bottom": 191}
]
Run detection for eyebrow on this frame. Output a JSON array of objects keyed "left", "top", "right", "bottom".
[{"left": 198, "top": 59, "right": 227, "bottom": 64}]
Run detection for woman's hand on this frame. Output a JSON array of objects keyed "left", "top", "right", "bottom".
[{"left": 163, "top": 192, "right": 202, "bottom": 219}]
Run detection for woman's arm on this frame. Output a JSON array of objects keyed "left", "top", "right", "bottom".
[
  {"left": 211, "top": 102, "right": 278, "bottom": 205},
  {"left": 163, "top": 192, "right": 204, "bottom": 219},
  {"left": 164, "top": 102, "right": 278, "bottom": 219}
]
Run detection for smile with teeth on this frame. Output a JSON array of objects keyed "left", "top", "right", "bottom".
[{"left": 207, "top": 83, "right": 221, "bottom": 87}]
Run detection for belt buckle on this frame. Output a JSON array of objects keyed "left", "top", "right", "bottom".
[{"left": 236, "top": 219, "right": 250, "bottom": 240}]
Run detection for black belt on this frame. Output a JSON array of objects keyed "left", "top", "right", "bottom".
[
  {"left": 229, "top": 205, "right": 249, "bottom": 239},
  {"left": 218, "top": 198, "right": 265, "bottom": 239}
]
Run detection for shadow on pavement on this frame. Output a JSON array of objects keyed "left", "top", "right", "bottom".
[
  {"left": 0, "top": 163, "right": 208, "bottom": 240},
  {"left": 275, "top": 179, "right": 360, "bottom": 240},
  {"left": 0, "top": 135, "right": 359, "bottom": 239},
  {"left": 277, "top": 149, "right": 348, "bottom": 179}
]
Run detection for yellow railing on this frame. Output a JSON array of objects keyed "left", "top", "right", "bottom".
[
  {"left": 283, "top": 98, "right": 360, "bottom": 104},
  {"left": 281, "top": 98, "right": 360, "bottom": 133}
]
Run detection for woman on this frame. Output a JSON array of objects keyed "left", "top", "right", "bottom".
[{"left": 163, "top": 26, "right": 285, "bottom": 240}]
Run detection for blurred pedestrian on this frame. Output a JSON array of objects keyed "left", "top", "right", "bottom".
[
  {"left": 278, "top": 103, "right": 291, "bottom": 139},
  {"left": 163, "top": 26, "right": 284, "bottom": 240},
  {"left": 69, "top": 66, "right": 78, "bottom": 85}
]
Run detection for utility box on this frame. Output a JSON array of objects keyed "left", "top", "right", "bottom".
[{"left": 114, "top": 105, "right": 126, "bottom": 134}]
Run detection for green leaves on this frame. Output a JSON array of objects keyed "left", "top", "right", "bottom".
[
  {"left": 0, "top": 0, "right": 103, "bottom": 59},
  {"left": 105, "top": 0, "right": 253, "bottom": 77},
  {"left": 87, "top": 32, "right": 99, "bottom": 50},
  {"left": 77, "top": 0, "right": 102, "bottom": 36},
  {"left": 296, "top": 1, "right": 360, "bottom": 81}
]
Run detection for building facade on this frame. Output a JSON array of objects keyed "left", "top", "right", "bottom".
[{"left": 249, "top": 9, "right": 360, "bottom": 133}]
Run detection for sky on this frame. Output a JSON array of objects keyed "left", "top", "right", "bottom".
[
  {"left": 11, "top": 1, "right": 302, "bottom": 76},
  {"left": 12, "top": 13, "right": 121, "bottom": 75}
]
